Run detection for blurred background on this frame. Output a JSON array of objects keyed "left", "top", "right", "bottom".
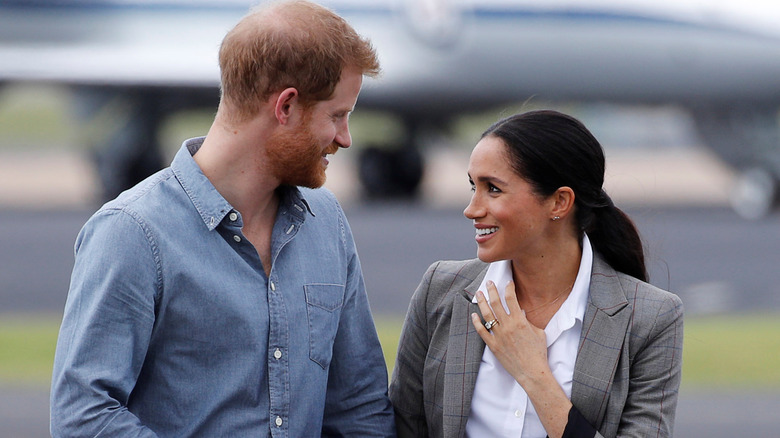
[{"left": 2, "top": 0, "right": 780, "bottom": 436}]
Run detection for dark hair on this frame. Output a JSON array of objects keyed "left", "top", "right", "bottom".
[{"left": 482, "top": 110, "right": 648, "bottom": 282}]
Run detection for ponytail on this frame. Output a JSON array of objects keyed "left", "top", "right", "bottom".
[{"left": 580, "top": 192, "right": 647, "bottom": 282}]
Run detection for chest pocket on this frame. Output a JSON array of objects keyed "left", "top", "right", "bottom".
[{"left": 304, "top": 283, "right": 345, "bottom": 369}]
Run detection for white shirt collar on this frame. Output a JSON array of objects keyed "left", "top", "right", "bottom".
[{"left": 471, "top": 234, "right": 593, "bottom": 346}]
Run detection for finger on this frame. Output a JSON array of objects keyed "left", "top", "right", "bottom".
[
  {"left": 471, "top": 313, "right": 494, "bottom": 344},
  {"left": 501, "top": 281, "right": 530, "bottom": 324},
  {"left": 485, "top": 280, "right": 508, "bottom": 319},
  {"left": 474, "top": 290, "right": 495, "bottom": 322},
  {"left": 502, "top": 280, "right": 523, "bottom": 314}
]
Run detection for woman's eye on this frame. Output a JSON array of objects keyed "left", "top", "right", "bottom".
[{"left": 488, "top": 184, "right": 501, "bottom": 193}]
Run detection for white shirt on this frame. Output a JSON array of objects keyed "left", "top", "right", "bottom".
[{"left": 465, "top": 235, "right": 593, "bottom": 438}]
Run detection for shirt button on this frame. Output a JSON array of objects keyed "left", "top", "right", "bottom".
[
  {"left": 514, "top": 409, "right": 523, "bottom": 417},
  {"left": 274, "top": 348, "right": 282, "bottom": 359},
  {"left": 275, "top": 416, "right": 283, "bottom": 427},
  {"left": 270, "top": 281, "right": 276, "bottom": 291},
  {"left": 229, "top": 212, "right": 238, "bottom": 221},
  {"left": 233, "top": 235, "right": 241, "bottom": 243}
]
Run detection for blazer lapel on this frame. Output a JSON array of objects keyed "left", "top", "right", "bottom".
[
  {"left": 571, "top": 256, "right": 631, "bottom": 427},
  {"left": 442, "top": 269, "right": 487, "bottom": 438}
]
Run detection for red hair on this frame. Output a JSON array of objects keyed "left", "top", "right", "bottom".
[{"left": 218, "top": 0, "right": 380, "bottom": 121}]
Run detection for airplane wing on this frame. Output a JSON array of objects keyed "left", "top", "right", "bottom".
[{"left": 2, "top": 0, "right": 780, "bottom": 217}]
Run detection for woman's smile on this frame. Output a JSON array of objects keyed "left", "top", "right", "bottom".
[{"left": 474, "top": 225, "right": 499, "bottom": 243}]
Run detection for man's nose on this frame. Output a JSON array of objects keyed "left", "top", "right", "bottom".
[{"left": 335, "top": 121, "right": 351, "bottom": 148}]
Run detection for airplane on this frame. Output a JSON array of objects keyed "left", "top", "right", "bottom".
[{"left": 1, "top": 0, "right": 780, "bottom": 218}]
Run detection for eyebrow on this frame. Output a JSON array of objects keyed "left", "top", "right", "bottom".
[{"left": 467, "top": 173, "right": 508, "bottom": 186}]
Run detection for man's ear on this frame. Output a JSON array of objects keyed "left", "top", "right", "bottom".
[
  {"left": 550, "top": 186, "right": 575, "bottom": 220},
  {"left": 274, "top": 87, "right": 299, "bottom": 125}
]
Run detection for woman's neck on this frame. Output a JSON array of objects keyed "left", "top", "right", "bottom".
[{"left": 510, "top": 235, "right": 582, "bottom": 326}]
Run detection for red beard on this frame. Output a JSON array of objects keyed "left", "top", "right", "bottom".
[{"left": 265, "top": 111, "right": 338, "bottom": 189}]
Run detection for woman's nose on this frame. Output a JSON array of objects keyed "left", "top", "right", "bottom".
[{"left": 463, "top": 194, "right": 483, "bottom": 219}]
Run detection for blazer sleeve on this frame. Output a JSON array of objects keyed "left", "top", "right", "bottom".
[
  {"left": 389, "top": 261, "right": 439, "bottom": 437},
  {"left": 613, "top": 290, "right": 684, "bottom": 437}
]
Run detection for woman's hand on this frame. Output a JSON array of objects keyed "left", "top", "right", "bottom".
[
  {"left": 471, "top": 280, "right": 572, "bottom": 438},
  {"left": 471, "top": 280, "right": 551, "bottom": 385}
]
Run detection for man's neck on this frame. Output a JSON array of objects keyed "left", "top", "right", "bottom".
[
  {"left": 194, "top": 117, "right": 281, "bottom": 229},
  {"left": 194, "top": 117, "right": 283, "bottom": 276}
]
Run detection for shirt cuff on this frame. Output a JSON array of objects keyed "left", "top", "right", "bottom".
[{"left": 561, "top": 405, "right": 598, "bottom": 438}]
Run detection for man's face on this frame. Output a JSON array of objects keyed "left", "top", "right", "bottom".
[{"left": 267, "top": 69, "right": 363, "bottom": 188}]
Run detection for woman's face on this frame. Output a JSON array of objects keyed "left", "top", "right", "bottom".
[{"left": 463, "top": 136, "right": 555, "bottom": 263}]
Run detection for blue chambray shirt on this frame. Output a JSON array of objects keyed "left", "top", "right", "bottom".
[{"left": 50, "top": 138, "right": 395, "bottom": 437}]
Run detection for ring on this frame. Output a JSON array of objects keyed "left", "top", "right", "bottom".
[{"left": 484, "top": 319, "right": 499, "bottom": 330}]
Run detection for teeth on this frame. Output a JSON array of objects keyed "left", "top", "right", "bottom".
[{"left": 476, "top": 227, "right": 498, "bottom": 236}]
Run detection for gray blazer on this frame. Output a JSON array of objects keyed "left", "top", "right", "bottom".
[{"left": 389, "top": 256, "right": 683, "bottom": 438}]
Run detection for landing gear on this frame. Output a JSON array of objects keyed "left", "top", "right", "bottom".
[
  {"left": 692, "top": 105, "right": 780, "bottom": 219},
  {"left": 730, "top": 167, "right": 778, "bottom": 220},
  {"left": 356, "top": 117, "right": 428, "bottom": 199},
  {"left": 357, "top": 145, "right": 424, "bottom": 199},
  {"left": 74, "top": 88, "right": 165, "bottom": 202}
]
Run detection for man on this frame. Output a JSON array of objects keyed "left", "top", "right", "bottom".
[{"left": 50, "top": 1, "right": 395, "bottom": 436}]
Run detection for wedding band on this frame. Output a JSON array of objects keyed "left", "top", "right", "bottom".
[{"left": 484, "top": 319, "right": 498, "bottom": 330}]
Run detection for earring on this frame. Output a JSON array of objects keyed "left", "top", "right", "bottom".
[{"left": 552, "top": 216, "right": 560, "bottom": 221}]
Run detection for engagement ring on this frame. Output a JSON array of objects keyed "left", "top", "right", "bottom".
[{"left": 484, "top": 319, "right": 498, "bottom": 330}]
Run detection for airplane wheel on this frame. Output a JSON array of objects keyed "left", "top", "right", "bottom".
[
  {"left": 357, "top": 146, "right": 423, "bottom": 199},
  {"left": 730, "top": 167, "right": 778, "bottom": 220}
]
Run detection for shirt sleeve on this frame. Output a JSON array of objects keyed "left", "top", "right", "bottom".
[
  {"left": 320, "top": 208, "right": 396, "bottom": 437},
  {"left": 50, "top": 209, "right": 160, "bottom": 437}
]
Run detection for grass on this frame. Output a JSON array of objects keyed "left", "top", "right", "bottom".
[
  {"left": 0, "top": 85, "right": 76, "bottom": 148},
  {"left": 0, "top": 314, "right": 61, "bottom": 387},
  {"left": 3, "top": 313, "right": 780, "bottom": 390},
  {"left": 681, "top": 313, "right": 780, "bottom": 388}
]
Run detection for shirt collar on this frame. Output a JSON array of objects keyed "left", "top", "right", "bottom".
[
  {"left": 472, "top": 234, "right": 594, "bottom": 346},
  {"left": 171, "top": 137, "right": 314, "bottom": 231}
]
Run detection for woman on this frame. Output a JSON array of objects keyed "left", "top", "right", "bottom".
[{"left": 389, "top": 110, "right": 683, "bottom": 438}]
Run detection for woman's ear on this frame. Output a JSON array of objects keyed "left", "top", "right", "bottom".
[
  {"left": 550, "top": 186, "right": 575, "bottom": 220},
  {"left": 274, "top": 87, "right": 299, "bottom": 125}
]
